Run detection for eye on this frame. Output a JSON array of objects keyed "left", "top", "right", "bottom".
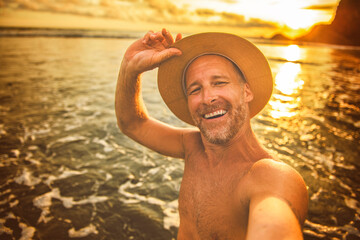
[
  {"left": 188, "top": 87, "right": 201, "bottom": 95},
  {"left": 214, "top": 81, "right": 228, "bottom": 86}
]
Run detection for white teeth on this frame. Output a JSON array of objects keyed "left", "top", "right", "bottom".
[{"left": 204, "top": 110, "right": 227, "bottom": 119}]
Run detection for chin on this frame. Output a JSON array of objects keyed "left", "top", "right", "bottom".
[
  {"left": 199, "top": 121, "right": 238, "bottom": 145},
  {"left": 206, "top": 136, "right": 231, "bottom": 145},
  {"left": 203, "top": 128, "right": 236, "bottom": 145}
]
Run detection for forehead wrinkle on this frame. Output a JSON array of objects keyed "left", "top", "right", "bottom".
[
  {"left": 186, "top": 74, "right": 230, "bottom": 90},
  {"left": 184, "top": 54, "right": 246, "bottom": 96},
  {"left": 187, "top": 55, "right": 243, "bottom": 79}
]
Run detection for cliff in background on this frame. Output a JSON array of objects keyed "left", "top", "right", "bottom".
[{"left": 272, "top": 0, "right": 360, "bottom": 46}]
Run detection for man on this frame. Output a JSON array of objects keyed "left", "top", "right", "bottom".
[{"left": 115, "top": 28, "right": 308, "bottom": 239}]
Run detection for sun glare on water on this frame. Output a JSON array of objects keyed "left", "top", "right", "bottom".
[
  {"left": 283, "top": 45, "right": 301, "bottom": 62},
  {"left": 269, "top": 45, "right": 305, "bottom": 119}
]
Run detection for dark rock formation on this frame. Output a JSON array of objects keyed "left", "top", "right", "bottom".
[
  {"left": 270, "top": 33, "right": 291, "bottom": 41},
  {"left": 271, "top": 0, "right": 360, "bottom": 46},
  {"left": 297, "top": 0, "right": 360, "bottom": 46}
]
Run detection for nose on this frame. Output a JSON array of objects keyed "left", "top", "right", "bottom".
[{"left": 202, "top": 87, "right": 218, "bottom": 105}]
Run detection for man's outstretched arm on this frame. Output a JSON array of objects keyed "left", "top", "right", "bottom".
[
  {"left": 245, "top": 159, "right": 308, "bottom": 240},
  {"left": 115, "top": 29, "right": 188, "bottom": 158}
]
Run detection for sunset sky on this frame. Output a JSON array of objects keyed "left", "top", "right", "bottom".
[{"left": 0, "top": 0, "right": 340, "bottom": 38}]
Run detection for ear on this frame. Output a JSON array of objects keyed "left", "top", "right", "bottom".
[{"left": 244, "top": 83, "right": 254, "bottom": 103}]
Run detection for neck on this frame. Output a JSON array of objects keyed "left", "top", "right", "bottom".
[{"left": 201, "top": 121, "right": 272, "bottom": 167}]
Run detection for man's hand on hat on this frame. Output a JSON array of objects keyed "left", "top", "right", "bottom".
[{"left": 122, "top": 28, "right": 182, "bottom": 76}]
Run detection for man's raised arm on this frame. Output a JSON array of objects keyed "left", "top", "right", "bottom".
[{"left": 115, "top": 29, "right": 187, "bottom": 158}]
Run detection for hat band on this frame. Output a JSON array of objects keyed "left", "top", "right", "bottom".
[{"left": 181, "top": 52, "right": 247, "bottom": 96}]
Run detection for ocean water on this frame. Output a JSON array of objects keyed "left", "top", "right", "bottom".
[{"left": 0, "top": 29, "right": 359, "bottom": 239}]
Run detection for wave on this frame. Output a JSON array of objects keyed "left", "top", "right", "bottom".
[
  {"left": 0, "top": 27, "right": 142, "bottom": 39},
  {"left": 250, "top": 37, "right": 360, "bottom": 51}
]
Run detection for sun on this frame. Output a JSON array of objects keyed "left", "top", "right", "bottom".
[
  {"left": 225, "top": 0, "right": 334, "bottom": 34},
  {"left": 281, "top": 8, "right": 322, "bottom": 30}
]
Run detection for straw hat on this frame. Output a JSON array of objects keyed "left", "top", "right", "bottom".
[{"left": 158, "top": 32, "right": 273, "bottom": 126}]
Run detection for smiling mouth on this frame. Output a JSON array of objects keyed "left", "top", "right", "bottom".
[{"left": 203, "top": 110, "right": 227, "bottom": 119}]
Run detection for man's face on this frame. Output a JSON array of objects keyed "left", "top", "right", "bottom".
[{"left": 185, "top": 55, "right": 253, "bottom": 144}]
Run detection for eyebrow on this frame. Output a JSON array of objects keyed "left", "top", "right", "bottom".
[
  {"left": 185, "top": 74, "right": 230, "bottom": 92},
  {"left": 212, "top": 74, "right": 230, "bottom": 80},
  {"left": 186, "top": 81, "right": 200, "bottom": 93}
]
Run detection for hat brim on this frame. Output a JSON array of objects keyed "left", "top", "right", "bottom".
[{"left": 158, "top": 32, "right": 273, "bottom": 126}]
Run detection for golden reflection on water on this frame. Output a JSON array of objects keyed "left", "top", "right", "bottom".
[
  {"left": 275, "top": 62, "right": 303, "bottom": 95},
  {"left": 283, "top": 44, "right": 301, "bottom": 62},
  {"left": 269, "top": 45, "right": 304, "bottom": 119}
]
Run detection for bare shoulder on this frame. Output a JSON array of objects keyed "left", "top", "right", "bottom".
[
  {"left": 182, "top": 128, "right": 202, "bottom": 151},
  {"left": 249, "top": 159, "right": 305, "bottom": 183},
  {"left": 245, "top": 159, "right": 309, "bottom": 224}
]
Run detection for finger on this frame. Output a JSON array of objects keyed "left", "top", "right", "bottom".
[
  {"left": 156, "top": 48, "right": 182, "bottom": 64},
  {"left": 175, "top": 33, "right": 182, "bottom": 42},
  {"left": 149, "top": 31, "right": 165, "bottom": 43},
  {"left": 142, "top": 30, "right": 154, "bottom": 44},
  {"left": 162, "top": 28, "right": 174, "bottom": 45}
]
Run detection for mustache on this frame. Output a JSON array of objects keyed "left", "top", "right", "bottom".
[{"left": 195, "top": 102, "right": 231, "bottom": 116}]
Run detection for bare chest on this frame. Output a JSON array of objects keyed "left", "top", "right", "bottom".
[{"left": 178, "top": 161, "right": 250, "bottom": 239}]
